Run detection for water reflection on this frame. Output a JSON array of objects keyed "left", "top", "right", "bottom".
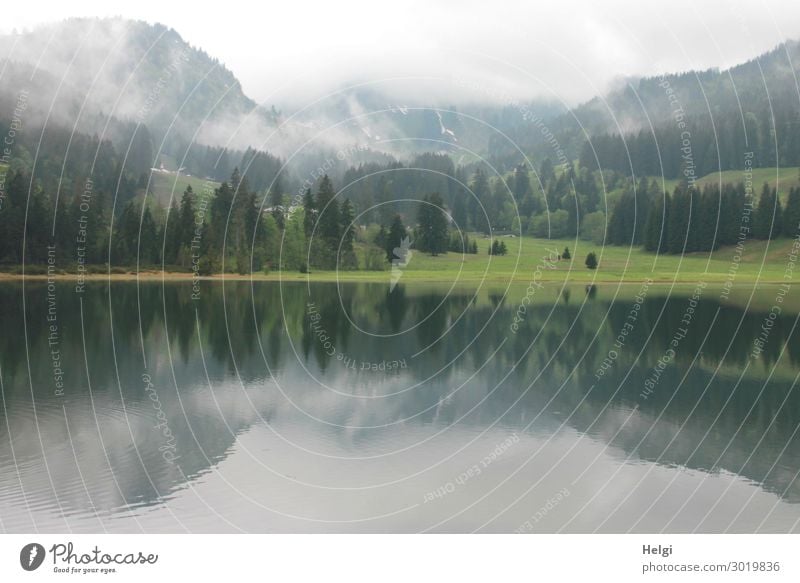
[{"left": 0, "top": 281, "right": 799, "bottom": 532}]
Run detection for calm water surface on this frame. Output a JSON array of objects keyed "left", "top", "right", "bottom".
[{"left": 1, "top": 280, "right": 799, "bottom": 532}]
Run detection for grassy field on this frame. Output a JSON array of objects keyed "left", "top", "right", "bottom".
[
  {"left": 290, "top": 233, "right": 800, "bottom": 285},
  {"left": 149, "top": 172, "right": 219, "bottom": 206},
  {"left": 11, "top": 234, "right": 800, "bottom": 316},
  {"left": 4, "top": 160, "right": 800, "bottom": 288},
  {"left": 14, "top": 234, "right": 796, "bottom": 286}
]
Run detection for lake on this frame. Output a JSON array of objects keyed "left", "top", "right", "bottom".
[{"left": 1, "top": 279, "right": 799, "bottom": 532}]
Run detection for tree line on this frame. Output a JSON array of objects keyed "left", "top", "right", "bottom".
[
  {"left": 0, "top": 165, "right": 467, "bottom": 274},
  {"left": 606, "top": 180, "right": 800, "bottom": 254}
]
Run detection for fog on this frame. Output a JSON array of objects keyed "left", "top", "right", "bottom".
[
  {"left": 4, "top": 1, "right": 800, "bottom": 164},
  {"left": 4, "top": 0, "right": 800, "bottom": 109}
]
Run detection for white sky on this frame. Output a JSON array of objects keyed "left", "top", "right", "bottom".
[{"left": 4, "top": 0, "right": 800, "bottom": 106}]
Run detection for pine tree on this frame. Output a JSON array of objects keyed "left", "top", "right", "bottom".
[
  {"left": 310, "top": 175, "right": 341, "bottom": 269},
  {"left": 562, "top": 246, "right": 571, "bottom": 260},
  {"left": 539, "top": 158, "right": 555, "bottom": 185},
  {"left": 302, "top": 188, "right": 316, "bottom": 238},
  {"left": 784, "top": 187, "right": 800, "bottom": 237},
  {"left": 386, "top": 214, "right": 407, "bottom": 262},
  {"left": 643, "top": 194, "right": 668, "bottom": 253},
  {"left": 696, "top": 187, "right": 720, "bottom": 251},
  {"left": 375, "top": 224, "right": 388, "bottom": 250},
  {"left": 719, "top": 185, "right": 740, "bottom": 246},
  {"left": 229, "top": 167, "right": 242, "bottom": 192},
  {"left": 140, "top": 206, "right": 159, "bottom": 266},
  {"left": 243, "top": 190, "right": 263, "bottom": 273},
  {"left": 668, "top": 187, "right": 690, "bottom": 254},
  {"left": 608, "top": 190, "right": 634, "bottom": 245},
  {"left": 282, "top": 211, "right": 306, "bottom": 271},
  {"left": 417, "top": 193, "right": 448, "bottom": 255},
  {"left": 339, "top": 198, "right": 358, "bottom": 269},
  {"left": 470, "top": 170, "right": 491, "bottom": 232},
  {"left": 205, "top": 180, "right": 234, "bottom": 272},
  {"left": 161, "top": 202, "right": 181, "bottom": 265},
  {"left": 633, "top": 177, "right": 652, "bottom": 244},
  {"left": 177, "top": 186, "right": 196, "bottom": 265},
  {"left": 585, "top": 251, "right": 598, "bottom": 270},
  {"left": 269, "top": 175, "right": 285, "bottom": 229},
  {"left": 513, "top": 165, "right": 532, "bottom": 208},
  {"left": 315, "top": 175, "right": 340, "bottom": 241},
  {"left": 754, "top": 182, "right": 782, "bottom": 240}
]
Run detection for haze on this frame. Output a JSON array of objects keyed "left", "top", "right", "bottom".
[{"left": 4, "top": 0, "right": 800, "bottom": 108}]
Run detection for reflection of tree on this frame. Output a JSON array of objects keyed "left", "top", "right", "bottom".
[
  {"left": 297, "top": 283, "right": 354, "bottom": 372},
  {"left": 415, "top": 293, "right": 449, "bottom": 355},
  {"left": 384, "top": 285, "right": 408, "bottom": 333}
]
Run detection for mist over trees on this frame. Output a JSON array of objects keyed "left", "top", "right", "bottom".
[{"left": 5, "top": 18, "right": 800, "bottom": 276}]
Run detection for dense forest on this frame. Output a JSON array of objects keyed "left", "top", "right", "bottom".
[
  {"left": 3, "top": 133, "right": 799, "bottom": 274},
  {"left": 0, "top": 161, "right": 470, "bottom": 274}
]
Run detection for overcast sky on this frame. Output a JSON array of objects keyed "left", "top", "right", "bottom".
[{"left": 4, "top": 0, "right": 800, "bottom": 106}]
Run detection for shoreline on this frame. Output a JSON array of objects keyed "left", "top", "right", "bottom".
[{"left": 0, "top": 270, "right": 793, "bottom": 286}]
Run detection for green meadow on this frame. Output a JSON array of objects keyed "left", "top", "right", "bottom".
[
  {"left": 149, "top": 172, "right": 220, "bottom": 206},
  {"left": 287, "top": 233, "right": 800, "bottom": 286}
]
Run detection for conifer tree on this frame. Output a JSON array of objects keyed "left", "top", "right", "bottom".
[
  {"left": 339, "top": 198, "right": 358, "bottom": 269},
  {"left": 417, "top": 193, "right": 448, "bottom": 255},
  {"left": 385, "top": 214, "right": 407, "bottom": 262},
  {"left": 754, "top": 182, "right": 782, "bottom": 240},
  {"left": 269, "top": 175, "right": 285, "bottom": 229},
  {"left": 783, "top": 187, "right": 800, "bottom": 237}
]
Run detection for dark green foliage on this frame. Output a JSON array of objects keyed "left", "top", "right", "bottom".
[
  {"left": 577, "top": 95, "right": 800, "bottom": 182},
  {"left": 607, "top": 178, "right": 652, "bottom": 246},
  {"left": 784, "top": 187, "right": 800, "bottom": 237},
  {"left": 374, "top": 224, "right": 388, "bottom": 250},
  {"left": 585, "top": 251, "right": 598, "bottom": 269},
  {"left": 416, "top": 193, "right": 449, "bottom": 255},
  {"left": 489, "top": 239, "right": 508, "bottom": 256},
  {"left": 470, "top": 169, "right": 491, "bottom": 233},
  {"left": 338, "top": 198, "right": 358, "bottom": 270},
  {"left": 385, "top": 215, "right": 407, "bottom": 262},
  {"left": 448, "top": 231, "right": 473, "bottom": 253},
  {"left": 269, "top": 175, "right": 285, "bottom": 229},
  {"left": 667, "top": 186, "right": 691, "bottom": 254},
  {"left": 176, "top": 186, "right": 197, "bottom": 266},
  {"left": 302, "top": 188, "right": 316, "bottom": 238},
  {"left": 643, "top": 194, "right": 668, "bottom": 253},
  {"left": 315, "top": 175, "right": 340, "bottom": 240},
  {"left": 309, "top": 176, "right": 342, "bottom": 269},
  {"left": 754, "top": 182, "right": 783, "bottom": 240},
  {"left": 638, "top": 181, "right": 761, "bottom": 254}
]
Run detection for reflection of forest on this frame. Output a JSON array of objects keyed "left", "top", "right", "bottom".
[{"left": 1, "top": 281, "right": 799, "bottom": 514}]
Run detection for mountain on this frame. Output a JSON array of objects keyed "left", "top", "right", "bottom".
[
  {"left": 0, "top": 17, "right": 568, "bottom": 171},
  {"left": 3, "top": 17, "right": 800, "bottom": 184},
  {"left": 537, "top": 40, "right": 800, "bottom": 177},
  {"left": 0, "top": 18, "right": 267, "bottom": 151}
]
